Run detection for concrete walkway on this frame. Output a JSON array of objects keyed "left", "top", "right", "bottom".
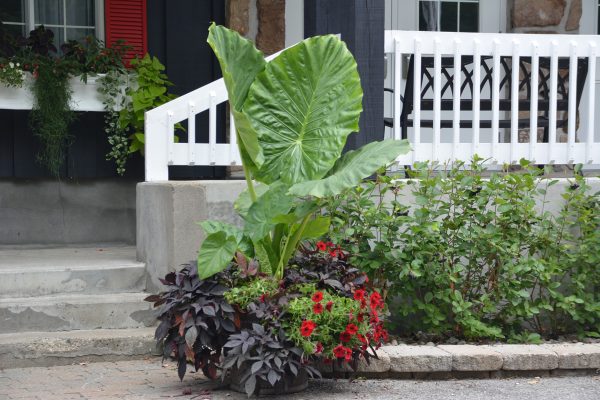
[{"left": 1, "top": 358, "right": 598, "bottom": 400}]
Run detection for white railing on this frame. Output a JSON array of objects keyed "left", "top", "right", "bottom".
[
  {"left": 146, "top": 31, "right": 600, "bottom": 181},
  {"left": 385, "top": 30, "right": 600, "bottom": 166},
  {"left": 145, "top": 51, "right": 284, "bottom": 181}
]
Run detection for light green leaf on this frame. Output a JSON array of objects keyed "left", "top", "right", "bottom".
[
  {"left": 288, "top": 140, "right": 410, "bottom": 197},
  {"left": 234, "top": 183, "right": 269, "bottom": 218},
  {"left": 198, "top": 220, "right": 254, "bottom": 258},
  {"left": 244, "top": 182, "right": 294, "bottom": 241},
  {"left": 207, "top": 23, "right": 265, "bottom": 168},
  {"left": 254, "top": 240, "right": 273, "bottom": 275},
  {"left": 245, "top": 34, "right": 363, "bottom": 185},
  {"left": 197, "top": 232, "right": 238, "bottom": 280},
  {"left": 300, "top": 216, "right": 331, "bottom": 239}
]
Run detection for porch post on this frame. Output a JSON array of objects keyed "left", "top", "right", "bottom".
[{"left": 304, "top": 0, "right": 385, "bottom": 150}]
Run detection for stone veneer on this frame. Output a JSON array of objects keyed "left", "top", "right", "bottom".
[{"left": 512, "top": 0, "right": 582, "bottom": 33}]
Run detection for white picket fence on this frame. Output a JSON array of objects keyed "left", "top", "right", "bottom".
[{"left": 145, "top": 31, "right": 600, "bottom": 181}]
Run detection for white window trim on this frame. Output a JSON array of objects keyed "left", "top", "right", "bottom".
[{"left": 22, "top": 0, "right": 104, "bottom": 41}]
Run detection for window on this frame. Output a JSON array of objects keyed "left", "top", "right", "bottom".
[
  {"left": 0, "top": 0, "right": 103, "bottom": 43},
  {"left": 419, "top": 0, "right": 479, "bottom": 32}
]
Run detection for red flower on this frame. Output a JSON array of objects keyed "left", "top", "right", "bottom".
[
  {"left": 325, "top": 301, "right": 334, "bottom": 312},
  {"left": 311, "top": 291, "right": 323, "bottom": 303},
  {"left": 300, "top": 320, "right": 317, "bottom": 337},
  {"left": 357, "top": 313, "right": 364, "bottom": 322},
  {"left": 370, "top": 292, "right": 383, "bottom": 308},
  {"left": 315, "top": 342, "right": 323, "bottom": 354},
  {"left": 325, "top": 241, "right": 333, "bottom": 248},
  {"left": 357, "top": 333, "right": 368, "bottom": 344},
  {"left": 258, "top": 294, "right": 266, "bottom": 303},
  {"left": 333, "top": 345, "right": 347, "bottom": 359},
  {"left": 370, "top": 311, "right": 380, "bottom": 324},
  {"left": 345, "top": 347, "right": 352, "bottom": 361},
  {"left": 328, "top": 249, "right": 338, "bottom": 257},
  {"left": 360, "top": 298, "right": 367, "bottom": 309},
  {"left": 345, "top": 323, "right": 359, "bottom": 335},
  {"left": 316, "top": 241, "right": 327, "bottom": 251},
  {"left": 340, "top": 331, "right": 352, "bottom": 343},
  {"left": 353, "top": 289, "right": 366, "bottom": 301},
  {"left": 313, "top": 303, "right": 323, "bottom": 314}
]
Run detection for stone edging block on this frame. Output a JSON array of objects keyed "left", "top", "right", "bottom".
[
  {"left": 488, "top": 344, "right": 558, "bottom": 370},
  {"left": 437, "top": 345, "right": 503, "bottom": 371},
  {"left": 385, "top": 345, "right": 452, "bottom": 372},
  {"left": 542, "top": 343, "right": 600, "bottom": 369}
]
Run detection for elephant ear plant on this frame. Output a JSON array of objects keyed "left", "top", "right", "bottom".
[{"left": 199, "top": 23, "right": 409, "bottom": 280}]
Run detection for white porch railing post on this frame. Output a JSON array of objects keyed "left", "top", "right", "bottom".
[{"left": 145, "top": 110, "right": 169, "bottom": 181}]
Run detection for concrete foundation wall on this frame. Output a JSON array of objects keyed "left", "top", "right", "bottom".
[
  {"left": 0, "top": 179, "right": 137, "bottom": 246},
  {"left": 136, "top": 180, "right": 247, "bottom": 290},
  {"left": 136, "top": 178, "right": 600, "bottom": 289}
]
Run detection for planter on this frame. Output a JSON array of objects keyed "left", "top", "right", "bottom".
[
  {"left": 229, "top": 367, "right": 308, "bottom": 396},
  {"left": 0, "top": 73, "right": 126, "bottom": 112}
]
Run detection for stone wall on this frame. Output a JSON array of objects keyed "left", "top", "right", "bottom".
[
  {"left": 511, "top": 0, "right": 582, "bottom": 33},
  {"left": 226, "top": 0, "right": 286, "bottom": 54}
]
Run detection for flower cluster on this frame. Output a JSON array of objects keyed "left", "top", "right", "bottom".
[
  {"left": 0, "top": 61, "right": 25, "bottom": 88},
  {"left": 316, "top": 241, "right": 345, "bottom": 259},
  {"left": 290, "top": 286, "right": 388, "bottom": 365}
]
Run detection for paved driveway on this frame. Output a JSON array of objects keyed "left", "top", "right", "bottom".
[{"left": 1, "top": 359, "right": 598, "bottom": 399}]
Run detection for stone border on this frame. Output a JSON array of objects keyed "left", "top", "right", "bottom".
[{"left": 321, "top": 343, "right": 600, "bottom": 379}]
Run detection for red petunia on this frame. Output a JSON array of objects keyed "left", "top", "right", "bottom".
[
  {"left": 316, "top": 241, "right": 327, "bottom": 251},
  {"left": 345, "top": 323, "right": 359, "bottom": 335},
  {"left": 340, "top": 331, "right": 352, "bottom": 343},
  {"left": 311, "top": 291, "right": 323, "bottom": 303},
  {"left": 360, "top": 298, "right": 367, "bottom": 309},
  {"left": 300, "top": 320, "right": 317, "bottom": 337},
  {"left": 370, "top": 292, "right": 383, "bottom": 308},
  {"left": 325, "top": 241, "right": 334, "bottom": 248},
  {"left": 313, "top": 303, "right": 324, "bottom": 314},
  {"left": 333, "top": 345, "right": 347, "bottom": 359},
  {"left": 353, "top": 289, "right": 366, "bottom": 301},
  {"left": 345, "top": 347, "right": 352, "bottom": 361},
  {"left": 328, "top": 249, "right": 338, "bottom": 257},
  {"left": 357, "top": 333, "right": 368, "bottom": 344},
  {"left": 258, "top": 294, "right": 266, "bottom": 303},
  {"left": 315, "top": 342, "right": 323, "bottom": 354},
  {"left": 325, "top": 301, "right": 334, "bottom": 312},
  {"left": 357, "top": 313, "right": 364, "bottom": 322}
]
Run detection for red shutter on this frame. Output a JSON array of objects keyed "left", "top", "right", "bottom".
[{"left": 105, "top": 0, "right": 148, "bottom": 65}]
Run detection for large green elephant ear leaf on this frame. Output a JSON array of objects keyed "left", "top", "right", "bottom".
[
  {"left": 244, "top": 34, "right": 363, "bottom": 185},
  {"left": 288, "top": 139, "right": 411, "bottom": 198},
  {"left": 207, "top": 23, "right": 265, "bottom": 169}
]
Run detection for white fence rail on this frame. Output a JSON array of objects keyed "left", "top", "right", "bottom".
[
  {"left": 385, "top": 30, "right": 600, "bottom": 166},
  {"left": 145, "top": 31, "right": 600, "bottom": 181}
]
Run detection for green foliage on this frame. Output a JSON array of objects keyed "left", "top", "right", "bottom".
[
  {"left": 119, "top": 54, "right": 178, "bottom": 155},
  {"left": 198, "top": 24, "right": 410, "bottom": 281},
  {"left": 29, "top": 60, "right": 75, "bottom": 176},
  {"left": 0, "top": 61, "right": 24, "bottom": 87},
  {"left": 223, "top": 277, "right": 279, "bottom": 309},
  {"left": 327, "top": 159, "right": 600, "bottom": 340},
  {"left": 98, "top": 70, "right": 129, "bottom": 175}
]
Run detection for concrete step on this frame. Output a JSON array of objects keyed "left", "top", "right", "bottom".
[
  {"left": 0, "top": 328, "right": 159, "bottom": 369},
  {"left": 0, "top": 293, "right": 156, "bottom": 334},
  {"left": 0, "top": 246, "right": 146, "bottom": 298}
]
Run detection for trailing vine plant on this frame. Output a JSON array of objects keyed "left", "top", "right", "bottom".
[
  {"left": 26, "top": 27, "right": 76, "bottom": 175},
  {"left": 98, "top": 70, "right": 129, "bottom": 175}
]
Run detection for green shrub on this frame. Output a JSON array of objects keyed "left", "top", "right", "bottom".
[{"left": 326, "top": 158, "right": 600, "bottom": 340}]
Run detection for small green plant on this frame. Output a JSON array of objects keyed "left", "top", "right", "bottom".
[
  {"left": 119, "top": 54, "right": 178, "bottom": 154},
  {"left": 224, "top": 277, "right": 279, "bottom": 309}
]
